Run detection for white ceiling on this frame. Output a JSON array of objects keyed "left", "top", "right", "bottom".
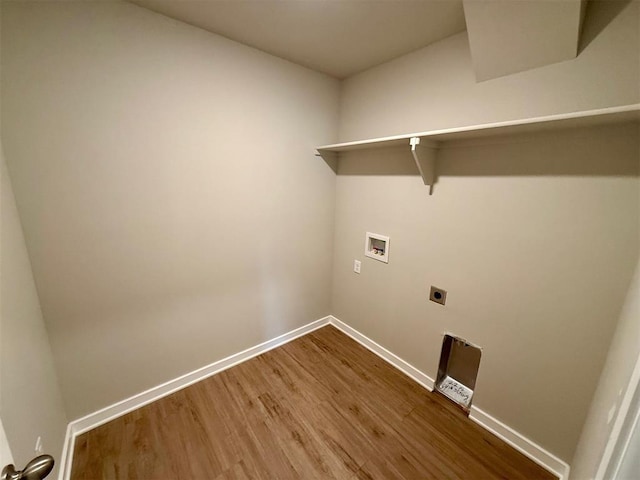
[
  {"left": 129, "top": 0, "right": 468, "bottom": 79},
  {"left": 129, "top": 0, "right": 587, "bottom": 81}
]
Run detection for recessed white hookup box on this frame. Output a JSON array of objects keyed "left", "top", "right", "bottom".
[{"left": 365, "top": 232, "right": 389, "bottom": 263}]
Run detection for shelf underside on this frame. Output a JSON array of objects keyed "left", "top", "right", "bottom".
[{"left": 317, "top": 104, "right": 640, "bottom": 154}]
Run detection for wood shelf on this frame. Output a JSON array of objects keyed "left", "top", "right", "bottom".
[{"left": 316, "top": 104, "right": 640, "bottom": 192}]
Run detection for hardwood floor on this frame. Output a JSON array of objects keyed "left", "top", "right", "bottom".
[{"left": 71, "top": 326, "right": 557, "bottom": 479}]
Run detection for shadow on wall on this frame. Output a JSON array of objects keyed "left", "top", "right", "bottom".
[
  {"left": 331, "top": 125, "right": 640, "bottom": 179},
  {"left": 579, "top": 0, "right": 634, "bottom": 54}
]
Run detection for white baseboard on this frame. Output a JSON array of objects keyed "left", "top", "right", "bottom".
[
  {"left": 469, "top": 406, "right": 571, "bottom": 480},
  {"left": 58, "top": 316, "right": 331, "bottom": 480},
  {"left": 596, "top": 351, "right": 640, "bottom": 480},
  {"left": 327, "top": 316, "right": 568, "bottom": 479},
  {"left": 59, "top": 314, "right": 569, "bottom": 480},
  {"left": 58, "top": 423, "right": 75, "bottom": 480},
  {"left": 327, "top": 316, "right": 435, "bottom": 392}
]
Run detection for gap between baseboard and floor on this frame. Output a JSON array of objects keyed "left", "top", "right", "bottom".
[{"left": 58, "top": 315, "right": 570, "bottom": 480}]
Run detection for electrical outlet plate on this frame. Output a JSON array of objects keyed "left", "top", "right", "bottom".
[
  {"left": 354, "top": 259, "right": 361, "bottom": 274},
  {"left": 35, "top": 436, "right": 43, "bottom": 454},
  {"left": 430, "top": 286, "right": 447, "bottom": 305}
]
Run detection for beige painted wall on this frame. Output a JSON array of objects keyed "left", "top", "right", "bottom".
[
  {"left": 571, "top": 145, "right": 640, "bottom": 478},
  {"left": 0, "top": 417, "right": 12, "bottom": 467},
  {"left": 339, "top": 0, "right": 639, "bottom": 142},
  {"left": 331, "top": 124, "right": 639, "bottom": 462},
  {"left": 1, "top": 1, "right": 340, "bottom": 419},
  {"left": 1, "top": 151, "right": 68, "bottom": 469},
  {"left": 0, "top": 1, "right": 68, "bottom": 470}
]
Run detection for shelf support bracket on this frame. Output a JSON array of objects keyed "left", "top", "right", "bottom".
[
  {"left": 316, "top": 150, "right": 339, "bottom": 173},
  {"left": 410, "top": 137, "right": 439, "bottom": 194}
]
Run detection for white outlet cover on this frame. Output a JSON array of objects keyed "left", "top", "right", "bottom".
[
  {"left": 354, "top": 259, "right": 361, "bottom": 274},
  {"left": 35, "top": 436, "right": 43, "bottom": 453}
]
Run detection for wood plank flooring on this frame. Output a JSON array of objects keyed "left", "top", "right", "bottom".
[{"left": 71, "top": 326, "right": 557, "bottom": 479}]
